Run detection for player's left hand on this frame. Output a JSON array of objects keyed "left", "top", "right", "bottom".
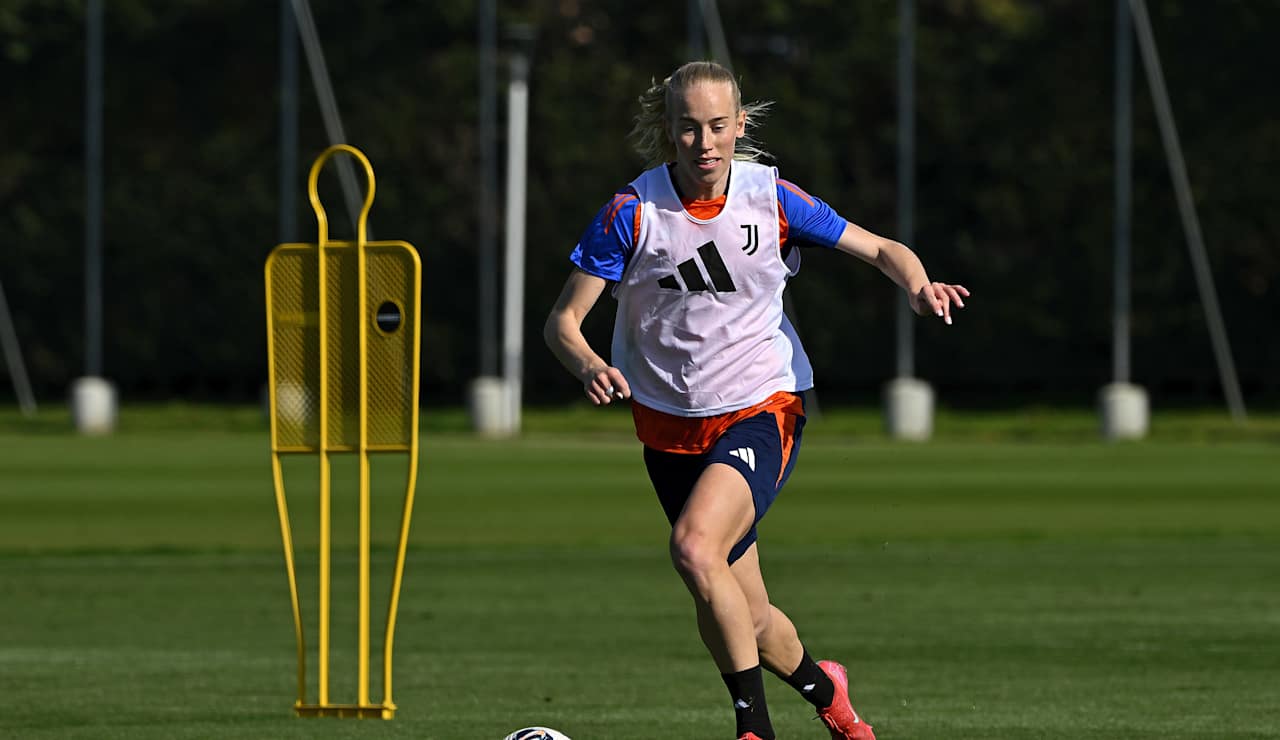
[{"left": 911, "top": 282, "right": 970, "bottom": 325}]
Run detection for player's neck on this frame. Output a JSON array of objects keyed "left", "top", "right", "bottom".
[{"left": 668, "top": 162, "right": 731, "bottom": 204}]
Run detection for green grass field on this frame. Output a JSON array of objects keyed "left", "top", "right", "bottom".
[{"left": 1, "top": 405, "right": 1278, "bottom": 739}]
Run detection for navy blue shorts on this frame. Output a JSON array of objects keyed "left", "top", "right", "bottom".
[{"left": 643, "top": 404, "right": 806, "bottom": 564}]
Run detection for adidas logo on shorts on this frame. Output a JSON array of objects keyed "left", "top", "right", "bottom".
[{"left": 728, "top": 447, "right": 756, "bottom": 471}]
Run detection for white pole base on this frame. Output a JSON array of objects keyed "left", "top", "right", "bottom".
[
  {"left": 469, "top": 376, "right": 516, "bottom": 437},
  {"left": 71, "top": 376, "right": 117, "bottom": 435},
  {"left": 1100, "top": 382, "right": 1149, "bottom": 440},
  {"left": 884, "top": 377, "right": 934, "bottom": 441}
]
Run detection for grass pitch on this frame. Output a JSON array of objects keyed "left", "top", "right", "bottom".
[{"left": 0, "top": 405, "right": 1277, "bottom": 739}]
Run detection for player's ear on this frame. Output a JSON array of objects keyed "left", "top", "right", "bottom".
[{"left": 735, "top": 109, "right": 746, "bottom": 138}]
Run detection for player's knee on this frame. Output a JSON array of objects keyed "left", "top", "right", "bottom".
[{"left": 668, "top": 527, "right": 722, "bottom": 581}]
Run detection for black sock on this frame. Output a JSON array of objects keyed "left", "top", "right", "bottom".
[
  {"left": 721, "top": 665, "right": 774, "bottom": 740},
  {"left": 783, "top": 648, "right": 835, "bottom": 709}
]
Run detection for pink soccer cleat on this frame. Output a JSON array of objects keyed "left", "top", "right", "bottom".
[{"left": 815, "top": 660, "right": 876, "bottom": 740}]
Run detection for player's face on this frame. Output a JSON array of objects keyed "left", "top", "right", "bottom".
[{"left": 667, "top": 81, "right": 746, "bottom": 200}]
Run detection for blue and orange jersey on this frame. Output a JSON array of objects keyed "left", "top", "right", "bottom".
[{"left": 569, "top": 172, "right": 848, "bottom": 283}]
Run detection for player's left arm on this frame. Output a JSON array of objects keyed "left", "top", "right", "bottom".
[{"left": 834, "top": 222, "right": 970, "bottom": 325}]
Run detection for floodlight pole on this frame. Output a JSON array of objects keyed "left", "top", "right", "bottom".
[
  {"left": 501, "top": 29, "right": 534, "bottom": 435},
  {"left": 70, "top": 0, "right": 117, "bottom": 435},
  {"left": 885, "top": 0, "right": 933, "bottom": 441},
  {"left": 1128, "top": 0, "right": 1246, "bottom": 421},
  {"left": 85, "top": 0, "right": 103, "bottom": 380},
  {"left": 895, "top": 0, "right": 916, "bottom": 382},
  {"left": 1112, "top": 0, "right": 1133, "bottom": 386},
  {"left": 1100, "top": 0, "right": 1149, "bottom": 440}
]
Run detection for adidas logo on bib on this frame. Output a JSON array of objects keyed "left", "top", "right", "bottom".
[{"left": 656, "top": 241, "right": 737, "bottom": 293}]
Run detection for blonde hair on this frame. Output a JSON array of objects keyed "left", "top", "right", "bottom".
[{"left": 628, "top": 61, "right": 773, "bottom": 169}]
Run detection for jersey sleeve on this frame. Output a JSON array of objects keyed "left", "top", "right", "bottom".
[
  {"left": 569, "top": 188, "right": 640, "bottom": 282},
  {"left": 776, "top": 179, "right": 846, "bottom": 249}
]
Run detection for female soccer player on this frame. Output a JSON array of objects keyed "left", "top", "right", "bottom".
[{"left": 544, "top": 61, "right": 968, "bottom": 740}]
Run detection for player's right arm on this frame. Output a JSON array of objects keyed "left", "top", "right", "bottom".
[
  {"left": 544, "top": 268, "right": 630, "bottom": 406},
  {"left": 543, "top": 189, "right": 639, "bottom": 406}
]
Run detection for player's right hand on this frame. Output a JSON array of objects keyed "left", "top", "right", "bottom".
[{"left": 583, "top": 367, "right": 631, "bottom": 406}]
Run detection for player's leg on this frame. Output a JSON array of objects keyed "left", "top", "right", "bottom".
[
  {"left": 666, "top": 460, "right": 776, "bottom": 739},
  {"left": 730, "top": 543, "right": 835, "bottom": 704},
  {"left": 731, "top": 542, "right": 876, "bottom": 739},
  {"left": 699, "top": 405, "right": 808, "bottom": 677},
  {"left": 645, "top": 401, "right": 806, "bottom": 740},
  {"left": 670, "top": 462, "right": 758, "bottom": 670},
  {"left": 727, "top": 543, "right": 803, "bottom": 675},
  {"left": 673, "top": 406, "right": 800, "bottom": 740},
  {"left": 644, "top": 445, "right": 748, "bottom": 662}
]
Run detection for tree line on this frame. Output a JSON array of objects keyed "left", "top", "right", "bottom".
[{"left": 1, "top": 0, "right": 1275, "bottom": 407}]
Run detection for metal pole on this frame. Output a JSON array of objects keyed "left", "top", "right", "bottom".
[
  {"left": 699, "top": 0, "right": 731, "bottom": 68},
  {"left": 0, "top": 277, "right": 36, "bottom": 415},
  {"left": 478, "top": 0, "right": 498, "bottom": 376},
  {"left": 687, "top": 0, "right": 705, "bottom": 60},
  {"left": 502, "top": 45, "right": 530, "bottom": 433},
  {"left": 290, "top": 0, "right": 367, "bottom": 238},
  {"left": 1128, "top": 0, "right": 1246, "bottom": 420},
  {"left": 279, "top": 0, "right": 299, "bottom": 244},
  {"left": 85, "top": 0, "right": 103, "bottom": 378},
  {"left": 1113, "top": 0, "right": 1133, "bottom": 384},
  {"left": 895, "top": 0, "right": 915, "bottom": 379}
]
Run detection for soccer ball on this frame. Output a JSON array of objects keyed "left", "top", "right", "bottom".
[{"left": 503, "top": 728, "right": 572, "bottom": 740}]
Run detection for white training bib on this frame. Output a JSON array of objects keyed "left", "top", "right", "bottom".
[{"left": 611, "top": 161, "right": 813, "bottom": 417}]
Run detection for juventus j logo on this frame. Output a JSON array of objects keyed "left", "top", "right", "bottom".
[
  {"left": 657, "top": 241, "right": 737, "bottom": 293},
  {"left": 740, "top": 224, "right": 759, "bottom": 255}
]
